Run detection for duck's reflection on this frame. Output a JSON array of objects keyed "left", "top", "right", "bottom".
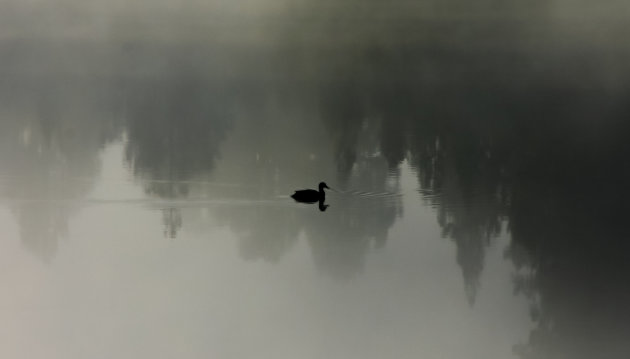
[{"left": 317, "top": 199, "right": 329, "bottom": 212}]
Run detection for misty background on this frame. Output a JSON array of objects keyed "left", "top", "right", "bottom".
[{"left": 1, "top": 1, "right": 630, "bottom": 358}]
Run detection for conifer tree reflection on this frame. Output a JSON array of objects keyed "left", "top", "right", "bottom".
[
  {"left": 309, "top": 31, "right": 512, "bottom": 283},
  {"left": 308, "top": 78, "right": 405, "bottom": 277},
  {"left": 0, "top": 80, "right": 121, "bottom": 261},
  {"left": 319, "top": 76, "right": 365, "bottom": 185},
  {"left": 203, "top": 84, "right": 403, "bottom": 276},
  {"left": 304, "top": 156, "right": 402, "bottom": 279},
  {"left": 407, "top": 124, "right": 508, "bottom": 303},
  {"left": 231, "top": 206, "right": 301, "bottom": 263},
  {"left": 503, "top": 116, "right": 630, "bottom": 359},
  {"left": 124, "top": 75, "right": 231, "bottom": 238}
]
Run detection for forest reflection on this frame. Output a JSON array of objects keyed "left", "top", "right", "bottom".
[
  {"left": 1, "top": 6, "right": 630, "bottom": 357},
  {"left": 0, "top": 79, "right": 121, "bottom": 261}
]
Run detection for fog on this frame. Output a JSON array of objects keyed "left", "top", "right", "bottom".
[{"left": 2, "top": 1, "right": 630, "bottom": 358}]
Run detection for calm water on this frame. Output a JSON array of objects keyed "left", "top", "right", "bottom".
[{"left": 2, "top": 1, "right": 630, "bottom": 358}]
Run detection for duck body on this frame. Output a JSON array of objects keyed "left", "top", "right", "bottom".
[
  {"left": 291, "top": 182, "right": 329, "bottom": 204},
  {"left": 291, "top": 189, "right": 321, "bottom": 203}
]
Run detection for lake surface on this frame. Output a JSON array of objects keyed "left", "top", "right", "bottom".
[{"left": 2, "top": 1, "right": 630, "bottom": 358}]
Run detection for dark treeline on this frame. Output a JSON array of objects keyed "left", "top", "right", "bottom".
[{"left": 309, "top": 28, "right": 630, "bottom": 359}]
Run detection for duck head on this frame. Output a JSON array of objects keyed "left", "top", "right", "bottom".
[{"left": 318, "top": 182, "right": 330, "bottom": 191}]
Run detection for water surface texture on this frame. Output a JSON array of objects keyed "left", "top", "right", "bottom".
[{"left": 2, "top": 1, "right": 630, "bottom": 358}]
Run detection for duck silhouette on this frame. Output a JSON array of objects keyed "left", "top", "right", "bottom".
[{"left": 291, "top": 182, "right": 329, "bottom": 206}]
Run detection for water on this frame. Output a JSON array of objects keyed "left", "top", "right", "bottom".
[{"left": 2, "top": 1, "right": 630, "bottom": 358}]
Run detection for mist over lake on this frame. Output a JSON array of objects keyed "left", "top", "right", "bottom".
[{"left": 2, "top": 1, "right": 630, "bottom": 358}]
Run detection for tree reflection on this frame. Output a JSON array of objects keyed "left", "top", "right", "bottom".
[
  {"left": 220, "top": 205, "right": 301, "bottom": 263},
  {"left": 287, "top": 11, "right": 630, "bottom": 354},
  {"left": 504, "top": 118, "right": 630, "bottom": 359},
  {"left": 202, "top": 93, "right": 403, "bottom": 277},
  {"left": 408, "top": 127, "right": 509, "bottom": 304},
  {"left": 124, "top": 74, "right": 232, "bottom": 238},
  {"left": 303, "top": 156, "right": 402, "bottom": 279},
  {"left": 0, "top": 79, "right": 121, "bottom": 261},
  {"left": 308, "top": 29, "right": 515, "bottom": 297}
]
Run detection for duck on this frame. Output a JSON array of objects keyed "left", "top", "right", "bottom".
[{"left": 291, "top": 182, "right": 329, "bottom": 204}]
